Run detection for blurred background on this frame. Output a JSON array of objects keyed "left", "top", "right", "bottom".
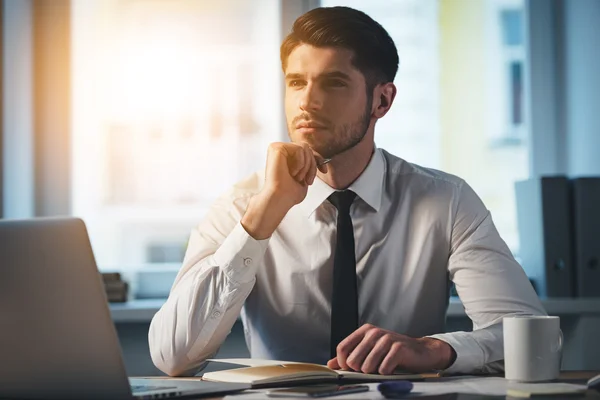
[
  {"left": 2, "top": 0, "right": 599, "bottom": 375},
  {"left": 4, "top": 0, "right": 532, "bottom": 272}
]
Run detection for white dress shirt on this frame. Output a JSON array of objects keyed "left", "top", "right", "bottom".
[{"left": 148, "top": 148, "right": 546, "bottom": 377}]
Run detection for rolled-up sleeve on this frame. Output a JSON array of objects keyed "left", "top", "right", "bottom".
[{"left": 428, "top": 180, "right": 546, "bottom": 374}]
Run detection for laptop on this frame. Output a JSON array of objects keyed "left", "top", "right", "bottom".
[{"left": 0, "top": 217, "right": 250, "bottom": 400}]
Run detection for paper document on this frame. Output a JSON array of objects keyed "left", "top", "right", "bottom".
[{"left": 223, "top": 376, "right": 588, "bottom": 399}]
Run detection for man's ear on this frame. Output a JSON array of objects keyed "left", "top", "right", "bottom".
[{"left": 373, "top": 83, "right": 397, "bottom": 119}]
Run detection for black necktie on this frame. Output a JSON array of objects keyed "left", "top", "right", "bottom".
[{"left": 328, "top": 190, "right": 358, "bottom": 359}]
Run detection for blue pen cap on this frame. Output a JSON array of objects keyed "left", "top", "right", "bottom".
[{"left": 378, "top": 380, "right": 414, "bottom": 398}]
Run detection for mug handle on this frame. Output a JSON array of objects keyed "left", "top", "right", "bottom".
[{"left": 557, "top": 329, "right": 564, "bottom": 369}]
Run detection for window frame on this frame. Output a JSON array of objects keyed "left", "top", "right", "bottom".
[
  {"left": 525, "top": 0, "right": 566, "bottom": 177},
  {"left": 1, "top": 0, "right": 4, "bottom": 218},
  {"left": 2, "top": 0, "right": 71, "bottom": 219}
]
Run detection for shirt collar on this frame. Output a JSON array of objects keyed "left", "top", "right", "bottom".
[{"left": 298, "top": 148, "right": 385, "bottom": 217}]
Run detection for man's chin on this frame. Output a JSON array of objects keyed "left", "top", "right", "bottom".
[
  {"left": 305, "top": 145, "right": 334, "bottom": 160},
  {"left": 289, "top": 137, "right": 328, "bottom": 157}
]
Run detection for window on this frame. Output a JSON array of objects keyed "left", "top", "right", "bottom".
[
  {"left": 321, "top": 0, "right": 529, "bottom": 252},
  {"left": 72, "top": 0, "right": 529, "bottom": 279},
  {"left": 71, "top": 0, "right": 282, "bottom": 271},
  {"left": 488, "top": 1, "right": 526, "bottom": 145}
]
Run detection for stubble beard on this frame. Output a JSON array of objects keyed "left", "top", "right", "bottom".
[{"left": 288, "top": 94, "right": 373, "bottom": 160}]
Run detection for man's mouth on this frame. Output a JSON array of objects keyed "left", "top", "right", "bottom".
[{"left": 295, "top": 121, "right": 327, "bottom": 130}]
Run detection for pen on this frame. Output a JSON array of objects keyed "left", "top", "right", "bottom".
[{"left": 317, "top": 158, "right": 332, "bottom": 167}]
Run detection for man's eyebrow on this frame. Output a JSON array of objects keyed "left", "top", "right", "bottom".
[
  {"left": 320, "top": 71, "right": 352, "bottom": 80},
  {"left": 284, "top": 71, "right": 353, "bottom": 81},
  {"left": 285, "top": 73, "right": 304, "bottom": 80}
]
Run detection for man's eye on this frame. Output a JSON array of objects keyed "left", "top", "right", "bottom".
[
  {"left": 289, "top": 80, "right": 305, "bottom": 87},
  {"left": 325, "top": 80, "right": 346, "bottom": 87}
]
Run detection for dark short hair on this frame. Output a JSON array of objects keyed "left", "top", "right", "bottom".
[{"left": 280, "top": 6, "right": 399, "bottom": 89}]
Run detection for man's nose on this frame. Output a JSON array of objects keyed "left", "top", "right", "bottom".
[{"left": 299, "top": 83, "right": 323, "bottom": 112}]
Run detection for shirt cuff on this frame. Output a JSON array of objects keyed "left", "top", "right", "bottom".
[
  {"left": 427, "top": 331, "right": 485, "bottom": 374},
  {"left": 212, "top": 222, "right": 270, "bottom": 284}
]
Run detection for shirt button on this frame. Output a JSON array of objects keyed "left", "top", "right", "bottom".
[
  {"left": 243, "top": 257, "right": 253, "bottom": 266},
  {"left": 211, "top": 311, "right": 222, "bottom": 319}
]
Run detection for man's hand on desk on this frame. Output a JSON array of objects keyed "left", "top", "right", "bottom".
[{"left": 327, "top": 324, "right": 457, "bottom": 374}]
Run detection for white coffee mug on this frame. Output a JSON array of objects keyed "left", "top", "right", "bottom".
[{"left": 503, "top": 315, "right": 562, "bottom": 382}]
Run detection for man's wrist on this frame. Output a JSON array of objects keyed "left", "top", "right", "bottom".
[
  {"left": 421, "top": 337, "right": 457, "bottom": 370},
  {"left": 241, "top": 189, "right": 293, "bottom": 240},
  {"left": 444, "top": 342, "right": 457, "bottom": 369}
]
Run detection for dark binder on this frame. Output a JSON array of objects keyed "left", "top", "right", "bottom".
[
  {"left": 571, "top": 178, "right": 600, "bottom": 297},
  {"left": 515, "top": 177, "right": 575, "bottom": 297}
]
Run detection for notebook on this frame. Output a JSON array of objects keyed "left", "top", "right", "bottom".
[
  {"left": 506, "top": 382, "right": 587, "bottom": 398},
  {"left": 201, "top": 358, "right": 439, "bottom": 388}
]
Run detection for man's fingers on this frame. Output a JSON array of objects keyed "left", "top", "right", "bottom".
[
  {"left": 344, "top": 329, "right": 385, "bottom": 371},
  {"left": 306, "top": 157, "right": 317, "bottom": 185},
  {"left": 317, "top": 162, "right": 329, "bottom": 174},
  {"left": 335, "top": 324, "right": 373, "bottom": 370},
  {"left": 326, "top": 358, "right": 340, "bottom": 370},
  {"left": 297, "top": 144, "right": 313, "bottom": 183},
  {"left": 283, "top": 147, "right": 304, "bottom": 177},
  {"left": 305, "top": 146, "right": 318, "bottom": 185},
  {"left": 360, "top": 335, "right": 393, "bottom": 374},
  {"left": 290, "top": 147, "right": 306, "bottom": 179},
  {"left": 378, "top": 343, "right": 403, "bottom": 375}
]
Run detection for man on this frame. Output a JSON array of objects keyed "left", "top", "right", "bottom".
[{"left": 149, "top": 6, "right": 545, "bottom": 377}]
